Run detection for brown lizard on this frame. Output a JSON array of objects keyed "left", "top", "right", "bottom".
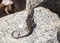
[{"left": 11, "top": 8, "right": 36, "bottom": 39}]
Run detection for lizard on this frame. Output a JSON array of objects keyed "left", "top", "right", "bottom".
[
  {"left": 0, "top": 0, "right": 36, "bottom": 39},
  {"left": 11, "top": 8, "right": 36, "bottom": 39}
]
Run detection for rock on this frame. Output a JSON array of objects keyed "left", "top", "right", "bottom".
[
  {"left": 34, "top": 7, "right": 59, "bottom": 43},
  {"left": 0, "top": 0, "right": 60, "bottom": 43},
  {"left": 26, "top": 0, "right": 44, "bottom": 9},
  {"left": 0, "top": 6, "right": 60, "bottom": 43}
]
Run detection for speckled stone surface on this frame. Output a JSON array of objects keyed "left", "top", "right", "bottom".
[
  {"left": 0, "top": 0, "right": 60, "bottom": 43},
  {"left": 34, "top": 7, "right": 60, "bottom": 43},
  {"left": 26, "top": 0, "right": 44, "bottom": 9},
  {"left": 0, "top": 6, "right": 60, "bottom": 43}
]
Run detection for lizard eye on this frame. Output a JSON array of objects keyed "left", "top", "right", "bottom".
[{"left": 0, "top": 0, "right": 2, "bottom": 3}]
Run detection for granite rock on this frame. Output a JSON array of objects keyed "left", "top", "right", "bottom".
[
  {"left": 0, "top": 6, "right": 60, "bottom": 43},
  {"left": 0, "top": 0, "right": 60, "bottom": 43}
]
